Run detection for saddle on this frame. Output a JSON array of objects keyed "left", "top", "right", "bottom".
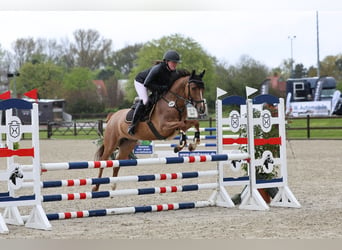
[
  {"left": 125, "top": 94, "right": 168, "bottom": 140},
  {"left": 125, "top": 95, "right": 157, "bottom": 123}
]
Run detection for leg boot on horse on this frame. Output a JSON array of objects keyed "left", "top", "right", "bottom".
[{"left": 128, "top": 100, "right": 145, "bottom": 135}]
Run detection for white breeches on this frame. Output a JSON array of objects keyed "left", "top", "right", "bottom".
[{"left": 134, "top": 80, "right": 149, "bottom": 104}]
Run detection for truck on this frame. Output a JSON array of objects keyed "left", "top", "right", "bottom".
[{"left": 285, "top": 76, "right": 342, "bottom": 117}]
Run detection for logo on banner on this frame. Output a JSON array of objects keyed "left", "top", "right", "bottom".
[
  {"left": 228, "top": 110, "right": 241, "bottom": 133},
  {"left": 7, "top": 117, "right": 22, "bottom": 142},
  {"left": 260, "top": 109, "right": 272, "bottom": 133}
]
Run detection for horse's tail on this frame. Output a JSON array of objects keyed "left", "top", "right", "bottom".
[
  {"left": 95, "top": 112, "right": 114, "bottom": 159},
  {"left": 95, "top": 144, "right": 105, "bottom": 160}
]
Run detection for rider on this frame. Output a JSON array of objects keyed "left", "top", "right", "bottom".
[{"left": 127, "top": 50, "right": 181, "bottom": 135}]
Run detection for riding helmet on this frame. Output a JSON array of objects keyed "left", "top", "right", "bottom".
[{"left": 163, "top": 50, "right": 181, "bottom": 63}]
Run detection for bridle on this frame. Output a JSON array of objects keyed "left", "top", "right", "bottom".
[
  {"left": 162, "top": 77, "right": 205, "bottom": 120},
  {"left": 187, "top": 79, "right": 205, "bottom": 108},
  {"left": 146, "top": 74, "right": 206, "bottom": 140}
]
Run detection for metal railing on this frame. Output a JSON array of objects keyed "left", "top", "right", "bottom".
[
  {"left": 286, "top": 115, "right": 342, "bottom": 139},
  {"left": 47, "top": 121, "right": 100, "bottom": 138}
]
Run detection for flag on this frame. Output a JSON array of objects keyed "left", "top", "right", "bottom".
[
  {"left": 0, "top": 91, "right": 11, "bottom": 100},
  {"left": 216, "top": 88, "right": 227, "bottom": 98},
  {"left": 246, "top": 86, "right": 258, "bottom": 97},
  {"left": 24, "top": 89, "right": 38, "bottom": 101}
]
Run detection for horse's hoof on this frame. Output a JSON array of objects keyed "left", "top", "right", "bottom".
[
  {"left": 174, "top": 147, "right": 180, "bottom": 153},
  {"left": 92, "top": 186, "right": 98, "bottom": 192}
]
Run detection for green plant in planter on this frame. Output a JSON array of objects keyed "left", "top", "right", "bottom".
[
  {"left": 240, "top": 105, "right": 280, "bottom": 178},
  {"left": 231, "top": 105, "right": 280, "bottom": 204}
]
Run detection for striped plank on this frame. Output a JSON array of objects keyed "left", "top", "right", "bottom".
[
  {"left": 46, "top": 200, "right": 212, "bottom": 220},
  {"left": 39, "top": 154, "right": 244, "bottom": 171},
  {"left": 42, "top": 183, "right": 218, "bottom": 202},
  {"left": 39, "top": 170, "right": 218, "bottom": 188}
]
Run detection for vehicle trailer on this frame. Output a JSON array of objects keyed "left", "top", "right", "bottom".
[{"left": 285, "top": 76, "right": 342, "bottom": 117}]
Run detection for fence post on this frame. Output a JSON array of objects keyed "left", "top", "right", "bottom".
[
  {"left": 209, "top": 117, "right": 212, "bottom": 135},
  {"left": 306, "top": 115, "right": 310, "bottom": 139},
  {"left": 47, "top": 121, "right": 52, "bottom": 139},
  {"left": 74, "top": 121, "right": 77, "bottom": 136}
]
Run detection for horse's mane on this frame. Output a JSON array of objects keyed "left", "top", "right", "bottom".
[
  {"left": 177, "top": 69, "right": 191, "bottom": 77},
  {"left": 170, "top": 69, "right": 191, "bottom": 84}
]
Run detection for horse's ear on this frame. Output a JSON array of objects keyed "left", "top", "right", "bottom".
[
  {"left": 200, "top": 70, "right": 206, "bottom": 78},
  {"left": 190, "top": 70, "right": 196, "bottom": 78}
]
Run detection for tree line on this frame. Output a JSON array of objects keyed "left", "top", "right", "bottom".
[{"left": 0, "top": 29, "right": 341, "bottom": 114}]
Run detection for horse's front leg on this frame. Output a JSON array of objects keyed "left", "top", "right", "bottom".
[
  {"left": 174, "top": 130, "right": 187, "bottom": 153},
  {"left": 187, "top": 120, "right": 200, "bottom": 151}
]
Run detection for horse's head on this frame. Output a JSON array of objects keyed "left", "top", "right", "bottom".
[
  {"left": 187, "top": 70, "right": 206, "bottom": 116},
  {"left": 167, "top": 69, "right": 206, "bottom": 119}
]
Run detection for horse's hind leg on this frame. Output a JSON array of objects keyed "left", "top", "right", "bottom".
[
  {"left": 92, "top": 146, "right": 117, "bottom": 192},
  {"left": 111, "top": 139, "right": 137, "bottom": 190},
  {"left": 92, "top": 168, "right": 104, "bottom": 192}
]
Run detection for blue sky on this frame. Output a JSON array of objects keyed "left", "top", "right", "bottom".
[{"left": 1, "top": 0, "right": 342, "bottom": 69}]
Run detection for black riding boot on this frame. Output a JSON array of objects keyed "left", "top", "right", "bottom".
[{"left": 128, "top": 100, "right": 145, "bottom": 135}]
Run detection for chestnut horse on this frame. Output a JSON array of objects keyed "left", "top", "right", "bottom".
[{"left": 92, "top": 70, "right": 206, "bottom": 191}]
